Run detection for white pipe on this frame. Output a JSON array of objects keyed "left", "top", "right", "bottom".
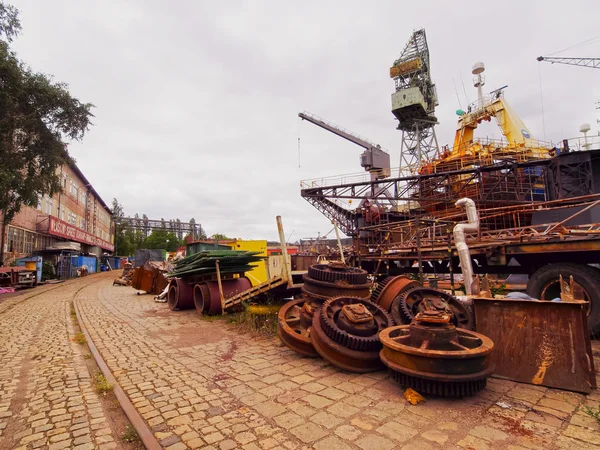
[{"left": 453, "top": 198, "right": 479, "bottom": 295}]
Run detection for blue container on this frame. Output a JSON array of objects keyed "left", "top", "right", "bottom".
[
  {"left": 72, "top": 256, "right": 98, "bottom": 274},
  {"left": 16, "top": 256, "right": 43, "bottom": 283}
]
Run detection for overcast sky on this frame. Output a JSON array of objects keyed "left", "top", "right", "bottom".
[{"left": 11, "top": 0, "right": 600, "bottom": 241}]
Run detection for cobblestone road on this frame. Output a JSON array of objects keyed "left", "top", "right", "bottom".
[
  {"left": 69, "top": 276, "right": 600, "bottom": 450},
  {"left": 0, "top": 273, "right": 119, "bottom": 450}
]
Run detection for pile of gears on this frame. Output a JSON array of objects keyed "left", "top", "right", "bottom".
[{"left": 278, "top": 264, "right": 495, "bottom": 397}]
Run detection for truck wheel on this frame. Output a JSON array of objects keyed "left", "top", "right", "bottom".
[{"left": 526, "top": 263, "right": 600, "bottom": 334}]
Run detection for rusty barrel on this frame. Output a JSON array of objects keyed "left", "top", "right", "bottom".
[
  {"left": 193, "top": 277, "right": 252, "bottom": 315},
  {"left": 167, "top": 278, "right": 195, "bottom": 311}
]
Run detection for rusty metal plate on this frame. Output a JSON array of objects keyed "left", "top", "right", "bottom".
[{"left": 473, "top": 298, "right": 596, "bottom": 394}]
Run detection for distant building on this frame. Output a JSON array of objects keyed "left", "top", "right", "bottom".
[{"left": 0, "top": 162, "right": 114, "bottom": 266}]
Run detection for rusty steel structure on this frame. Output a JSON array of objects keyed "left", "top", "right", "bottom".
[
  {"left": 473, "top": 297, "right": 596, "bottom": 394},
  {"left": 380, "top": 310, "right": 494, "bottom": 397},
  {"left": 118, "top": 216, "right": 203, "bottom": 240}
]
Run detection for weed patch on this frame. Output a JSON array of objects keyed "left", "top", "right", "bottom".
[
  {"left": 73, "top": 332, "right": 87, "bottom": 345},
  {"left": 94, "top": 372, "right": 113, "bottom": 394}
]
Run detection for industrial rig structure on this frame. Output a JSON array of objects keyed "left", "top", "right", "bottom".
[{"left": 299, "top": 29, "right": 600, "bottom": 332}]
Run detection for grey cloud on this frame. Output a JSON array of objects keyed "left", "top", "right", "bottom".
[{"left": 12, "top": 0, "right": 600, "bottom": 240}]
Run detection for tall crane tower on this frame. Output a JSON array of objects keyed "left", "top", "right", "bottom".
[
  {"left": 537, "top": 56, "right": 600, "bottom": 69},
  {"left": 390, "top": 29, "right": 440, "bottom": 175}
]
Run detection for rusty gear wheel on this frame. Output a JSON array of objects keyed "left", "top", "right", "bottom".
[
  {"left": 277, "top": 297, "right": 323, "bottom": 357},
  {"left": 310, "top": 297, "right": 393, "bottom": 373},
  {"left": 371, "top": 276, "right": 421, "bottom": 311},
  {"left": 389, "top": 371, "right": 487, "bottom": 397},
  {"left": 393, "top": 287, "right": 474, "bottom": 330},
  {"left": 319, "top": 297, "right": 393, "bottom": 351},
  {"left": 379, "top": 312, "right": 494, "bottom": 397},
  {"left": 308, "top": 263, "right": 368, "bottom": 285},
  {"left": 302, "top": 274, "right": 372, "bottom": 301}
]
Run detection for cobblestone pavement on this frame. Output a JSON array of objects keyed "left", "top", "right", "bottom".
[
  {"left": 71, "top": 277, "right": 600, "bottom": 450},
  {"left": 0, "top": 273, "right": 120, "bottom": 450}
]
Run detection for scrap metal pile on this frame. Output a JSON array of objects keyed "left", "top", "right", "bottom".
[
  {"left": 167, "top": 250, "right": 264, "bottom": 278},
  {"left": 278, "top": 265, "right": 494, "bottom": 397},
  {"left": 165, "top": 250, "right": 262, "bottom": 314}
]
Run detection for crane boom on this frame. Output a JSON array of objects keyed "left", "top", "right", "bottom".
[
  {"left": 537, "top": 56, "right": 600, "bottom": 69},
  {"left": 298, "top": 111, "right": 391, "bottom": 179},
  {"left": 298, "top": 111, "right": 381, "bottom": 151}
]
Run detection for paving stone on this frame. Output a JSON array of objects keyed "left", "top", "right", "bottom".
[
  {"left": 356, "top": 433, "right": 395, "bottom": 450},
  {"left": 204, "top": 431, "right": 225, "bottom": 444},
  {"left": 563, "top": 425, "right": 600, "bottom": 444},
  {"left": 457, "top": 435, "right": 490, "bottom": 450},
  {"left": 289, "top": 422, "right": 328, "bottom": 443},
  {"left": 421, "top": 429, "right": 448, "bottom": 445},
  {"left": 310, "top": 411, "right": 344, "bottom": 429},
  {"left": 376, "top": 421, "right": 418, "bottom": 442},
  {"left": 335, "top": 424, "right": 362, "bottom": 440},
  {"left": 469, "top": 425, "right": 509, "bottom": 441},
  {"left": 274, "top": 412, "right": 304, "bottom": 429},
  {"left": 313, "top": 435, "right": 352, "bottom": 450},
  {"left": 234, "top": 431, "right": 257, "bottom": 444},
  {"left": 159, "top": 435, "right": 181, "bottom": 447},
  {"left": 219, "top": 439, "right": 237, "bottom": 450}
]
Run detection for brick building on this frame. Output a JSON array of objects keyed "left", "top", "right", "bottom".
[{"left": 0, "top": 162, "right": 114, "bottom": 266}]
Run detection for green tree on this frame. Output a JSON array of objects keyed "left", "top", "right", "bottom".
[
  {"left": 0, "top": 2, "right": 93, "bottom": 264},
  {"left": 144, "top": 230, "right": 181, "bottom": 252},
  {"left": 112, "top": 198, "right": 132, "bottom": 256},
  {"left": 211, "top": 233, "right": 231, "bottom": 240}
]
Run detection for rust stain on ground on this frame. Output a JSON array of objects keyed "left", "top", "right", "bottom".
[
  {"left": 221, "top": 341, "right": 238, "bottom": 361},
  {"left": 146, "top": 323, "right": 229, "bottom": 349},
  {"left": 498, "top": 416, "right": 534, "bottom": 438}
]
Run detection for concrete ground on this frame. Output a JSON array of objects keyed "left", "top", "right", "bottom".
[{"left": 1, "top": 272, "right": 599, "bottom": 449}]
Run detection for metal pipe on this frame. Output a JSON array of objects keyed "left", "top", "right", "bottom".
[
  {"left": 332, "top": 220, "right": 345, "bottom": 264},
  {"left": 277, "top": 216, "right": 293, "bottom": 287},
  {"left": 453, "top": 198, "right": 479, "bottom": 295}
]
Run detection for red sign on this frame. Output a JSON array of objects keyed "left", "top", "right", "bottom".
[{"left": 48, "top": 216, "right": 114, "bottom": 252}]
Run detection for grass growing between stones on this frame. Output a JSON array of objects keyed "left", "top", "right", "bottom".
[
  {"left": 227, "top": 303, "right": 280, "bottom": 337},
  {"left": 583, "top": 404, "right": 600, "bottom": 424},
  {"left": 121, "top": 425, "right": 140, "bottom": 443},
  {"left": 73, "top": 332, "right": 87, "bottom": 345},
  {"left": 94, "top": 371, "right": 113, "bottom": 394}
]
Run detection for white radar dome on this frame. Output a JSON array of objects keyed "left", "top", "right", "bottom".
[
  {"left": 472, "top": 61, "right": 485, "bottom": 75},
  {"left": 580, "top": 123, "right": 591, "bottom": 133}
]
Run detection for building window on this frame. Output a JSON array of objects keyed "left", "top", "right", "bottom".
[
  {"left": 61, "top": 207, "right": 65, "bottom": 221},
  {"left": 68, "top": 211, "right": 77, "bottom": 225},
  {"left": 37, "top": 194, "right": 42, "bottom": 210},
  {"left": 44, "top": 197, "right": 53, "bottom": 215},
  {"left": 79, "top": 217, "right": 86, "bottom": 230},
  {"left": 35, "top": 234, "right": 55, "bottom": 251},
  {"left": 63, "top": 174, "right": 67, "bottom": 189},
  {"left": 69, "top": 180, "right": 79, "bottom": 199},
  {"left": 80, "top": 190, "right": 87, "bottom": 206},
  {"left": 7, "top": 227, "right": 35, "bottom": 255}
]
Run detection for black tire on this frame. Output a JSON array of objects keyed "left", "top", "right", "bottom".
[{"left": 526, "top": 263, "right": 600, "bottom": 334}]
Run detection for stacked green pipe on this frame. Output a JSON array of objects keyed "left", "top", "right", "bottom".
[{"left": 167, "top": 250, "right": 264, "bottom": 278}]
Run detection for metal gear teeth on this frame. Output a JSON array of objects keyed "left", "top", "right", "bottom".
[
  {"left": 308, "top": 264, "right": 368, "bottom": 285},
  {"left": 370, "top": 276, "right": 395, "bottom": 303},
  {"left": 390, "top": 295, "right": 413, "bottom": 325},
  {"left": 319, "top": 297, "right": 393, "bottom": 352},
  {"left": 397, "top": 286, "right": 475, "bottom": 330},
  {"left": 388, "top": 370, "right": 487, "bottom": 397}
]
